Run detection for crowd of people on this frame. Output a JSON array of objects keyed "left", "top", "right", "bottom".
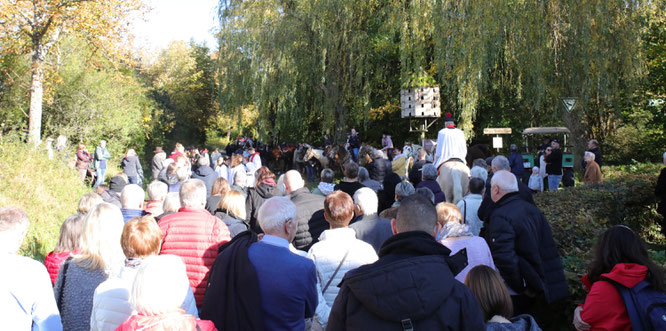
[{"left": 4, "top": 122, "right": 666, "bottom": 330}]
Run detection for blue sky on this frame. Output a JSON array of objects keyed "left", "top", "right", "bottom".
[{"left": 133, "top": 0, "right": 219, "bottom": 53}]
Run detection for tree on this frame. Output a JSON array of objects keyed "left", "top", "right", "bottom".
[
  {"left": 43, "top": 37, "right": 151, "bottom": 153},
  {"left": 216, "top": 0, "right": 660, "bottom": 161},
  {"left": 0, "top": 0, "right": 145, "bottom": 144},
  {"left": 144, "top": 41, "right": 219, "bottom": 147}
]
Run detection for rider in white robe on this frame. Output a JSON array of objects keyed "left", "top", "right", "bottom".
[{"left": 433, "top": 113, "right": 467, "bottom": 169}]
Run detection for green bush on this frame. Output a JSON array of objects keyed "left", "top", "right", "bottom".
[
  {"left": 0, "top": 138, "right": 87, "bottom": 262},
  {"left": 535, "top": 163, "right": 664, "bottom": 329}
]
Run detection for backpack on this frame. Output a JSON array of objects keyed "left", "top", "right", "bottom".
[{"left": 603, "top": 277, "right": 666, "bottom": 331}]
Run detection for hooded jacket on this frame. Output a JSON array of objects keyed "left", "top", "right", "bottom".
[
  {"left": 580, "top": 263, "right": 649, "bottom": 331},
  {"left": 192, "top": 165, "right": 218, "bottom": 197},
  {"left": 245, "top": 182, "right": 280, "bottom": 233},
  {"left": 391, "top": 155, "right": 411, "bottom": 178},
  {"left": 326, "top": 231, "right": 485, "bottom": 330}
]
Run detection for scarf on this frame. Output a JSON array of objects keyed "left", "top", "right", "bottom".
[
  {"left": 317, "top": 182, "right": 335, "bottom": 195},
  {"left": 261, "top": 177, "right": 276, "bottom": 186},
  {"left": 437, "top": 221, "right": 473, "bottom": 241}
]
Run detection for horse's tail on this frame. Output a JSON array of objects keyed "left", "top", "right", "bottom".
[{"left": 452, "top": 167, "right": 463, "bottom": 204}]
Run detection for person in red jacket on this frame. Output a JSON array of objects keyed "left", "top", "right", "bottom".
[
  {"left": 573, "top": 225, "right": 666, "bottom": 331},
  {"left": 159, "top": 179, "right": 231, "bottom": 306},
  {"left": 44, "top": 214, "right": 84, "bottom": 285}
]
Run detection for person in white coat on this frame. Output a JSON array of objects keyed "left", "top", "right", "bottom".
[
  {"left": 307, "top": 191, "right": 378, "bottom": 328},
  {"left": 433, "top": 112, "right": 467, "bottom": 169},
  {"left": 90, "top": 216, "right": 197, "bottom": 331}
]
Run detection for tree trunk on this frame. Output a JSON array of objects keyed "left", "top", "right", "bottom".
[
  {"left": 28, "top": 49, "right": 45, "bottom": 145},
  {"left": 561, "top": 108, "right": 587, "bottom": 172}
]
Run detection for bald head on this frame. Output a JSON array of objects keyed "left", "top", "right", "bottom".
[
  {"left": 394, "top": 194, "right": 438, "bottom": 235},
  {"left": 490, "top": 170, "right": 519, "bottom": 202},
  {"left": 284, "top": 170, "right": 305, "bottom": 194}
]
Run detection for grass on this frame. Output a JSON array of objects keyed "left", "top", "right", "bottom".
[{"left": 0, "top": 139, "right": 88, "bottom": 262}]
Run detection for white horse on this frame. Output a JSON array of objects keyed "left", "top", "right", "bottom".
[
  {"left": 403, "top": 143, "right": 423, "bottom": 160},
  {"left": 436, "top": 159, "right": 471, "bottom": 205},
  {"left": 304, "top": 145, "right": 329, "bottom": 169}
]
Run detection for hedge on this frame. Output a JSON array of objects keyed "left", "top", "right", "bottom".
[{"left": 534, "top": 162, "right": 664, "bottom": 330}]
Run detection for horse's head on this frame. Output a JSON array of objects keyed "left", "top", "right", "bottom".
[{"left": 303, "top": 146, "right": 314, "bottom": 161}]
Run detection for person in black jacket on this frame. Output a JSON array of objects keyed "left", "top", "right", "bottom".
[
  {"left": 544, "top": 140, "right": 563, "bottom": 192},
  {"left": 215, "top": 190, "right": 250, "bottom": 238},
  {"left": 484, "top": 170, "right": 568, "bottom": 315},
  {"left": 334, "top": 162, "right": 365, "bottom": 199},
  {"left": 656, "top": 152, "right": 666, "bottom": 235},
  {"left": 348, "top": 128, "right": 361, "bottom": 162},
  {"left": 327, "top": 194, "right": 485, "bottom": 330},
  {"left": 245, "top": 167, "right": 280, "bottom": 233},
  {"left": 478, "top": 156, "right": 534, "bottom": 224},
  {"left": 191, "top": 157, "right": 218, "bottom": 197},
  {"left": 284, "top": 170, "right": 327, "bottom": 251},
  {"left": 366, "top": 149, "right": 391, "bottom": 183}
]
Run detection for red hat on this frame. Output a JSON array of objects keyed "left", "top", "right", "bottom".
[{"left": 444, "top": 112, "right": 456, "bottom": 128}]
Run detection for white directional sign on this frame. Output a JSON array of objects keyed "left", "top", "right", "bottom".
[
  {"left": 493, "top": 137, "right": 503, "bottom": 149},
  {"left": 562, "top": 97, "right": 577, "bottom": 113}
]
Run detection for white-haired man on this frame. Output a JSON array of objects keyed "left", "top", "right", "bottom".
[
  {"left": 200, "top": 197, "right": 317, "bottom": 331},
  {"left": 144, "top": 181, "right": 168, "bottom": 216},
  {"left": 350, "top": 188, "right": 393, "bottom": 253},
  {"left": 1, "top": 207, "right": 62, "bottom": 330},
  {"left": 191, "top": 156, "right": 219, "bottom": 197},
  {"left": 582, "top": 139, "right": 602, "bottom": 170},
  {"left": 583, "top": 151, "right": 602, "bottom": 184},
  {"left": 284, "top": 170, "right": 327, "bottom": 251},
  {"left": 158, "top": 179, "right": 231, "bottom": 307},
  {"left": 477, "top": 155, "right": 535, "bottom": 223},
  {"left": 484, "top": 170, "right": 568, "bottom": 315},
  {"left": 120, "top": 184, "right": 148, "bottom": 222}
]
